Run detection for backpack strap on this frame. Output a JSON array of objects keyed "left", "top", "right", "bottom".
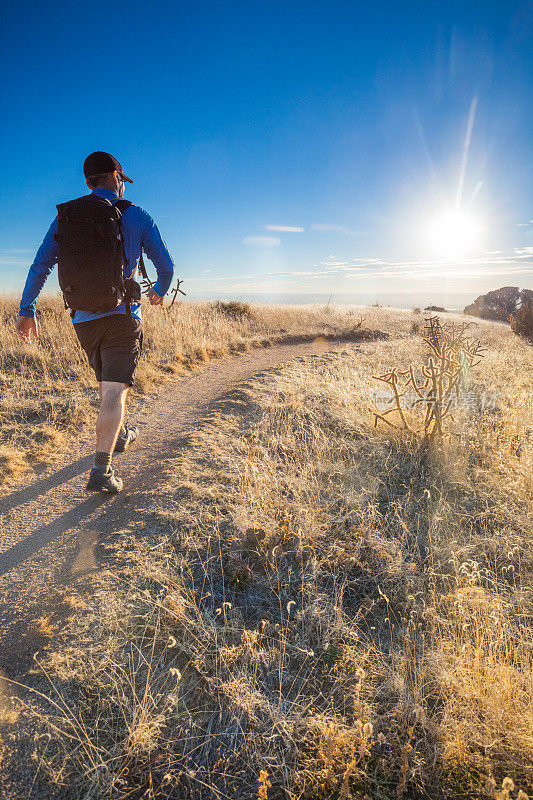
[
  {"left": 113, "top": 199, "right": 149, "bottom": 281},
  {"left": 114, "top": 199, "right": 133, "bottom": 213},
  {"left": 112, "top": 202, "right": 130, "bottom": 268},
  {"left": 113, "top": 199, "right": 147, "bottom": 317},
  {"left": 137, "top": 249, "right": 149, "bottom": 281},
  {"left": 94, "top": 197, "right": 141, "bottom": 317},
  {"left": 108, "top": 198, "right": 135, "bottom": 317}
]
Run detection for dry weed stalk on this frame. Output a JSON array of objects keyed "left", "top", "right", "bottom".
[{"left": 374, "top": 316, "right": 485, "bottom": 438}]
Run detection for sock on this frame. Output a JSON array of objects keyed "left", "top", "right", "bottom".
[{"left": 94, "top": 451, "right": 112, "bottom": 471}]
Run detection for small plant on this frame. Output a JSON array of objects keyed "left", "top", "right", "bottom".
[
  {"left": 374, "top": 316, "right": 485, "bottom": 439},
  {"left": 322, "top": 292, "right": 334, "bottom": 313},
  {"left": 257, "top": 769, "right": 271, "bottom": 799},
  {"left": 321, "top": 643, "right": 342, "bottom": 667},
  {"left": 213, "top": 299, "right": 253, "bottom": 320}
]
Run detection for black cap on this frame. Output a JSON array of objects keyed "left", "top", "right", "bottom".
[{"left": 83, "top": 151, "right": 133, "bottom": 183}]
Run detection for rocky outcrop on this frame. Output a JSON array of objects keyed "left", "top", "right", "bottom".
[{"left": 464, "top": 287, "right": 533, "bottom": 321}]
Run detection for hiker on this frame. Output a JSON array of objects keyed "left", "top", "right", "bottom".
[{"left": 16, "top": 151, "right": 176, "bottom": 494}]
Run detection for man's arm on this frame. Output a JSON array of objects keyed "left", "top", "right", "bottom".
[
  {"left": 16, "top": 217, "right": 59, "bottom": 342},
  {"left": 19, "top": 217, "right": 59, "bottom": 317},
  {"left": 139, "top": 212, "right": 175, "bottom": 300}
]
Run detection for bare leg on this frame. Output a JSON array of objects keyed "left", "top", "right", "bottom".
[
  {"left": 98, "top": 382, "right": 130, "bottom": 418},
  {"left": 96, "top": 381, "right": 129, "bottom": 454}
]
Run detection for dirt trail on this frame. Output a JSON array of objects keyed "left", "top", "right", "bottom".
[{"left": 0, "top": 337, "right": 361, "bottom": 682}]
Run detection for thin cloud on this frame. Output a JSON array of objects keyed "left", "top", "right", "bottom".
[
  {"left": 316, "top": 250, "right": 533, "bottom": 282},
  {"left": 189, "top": 270, "right": 299, "bottom": 284},
  {"left": 265, "top": 225, "right": 304, "bottom": 233},
  {"left": 0, "top": 253, "right": 30, "bottom": 267},
  {"left": 311, "top": 223, "right": 372, "bottom": 236},
  {"left": 242, "top": 236, "right": 281, "bottom": 248},
  {"left": 311, "top": 223, "right": 347, "bottom": 232},
  {"left": 185, "top": 248, "right": 532, "bottom": 296},
  {"left": 227, "top": 280, "right": 301, "bottom": 291}
]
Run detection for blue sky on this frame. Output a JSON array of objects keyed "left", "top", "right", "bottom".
[{"left": 1, "top": 0, "right": 532, "bottom": 308}]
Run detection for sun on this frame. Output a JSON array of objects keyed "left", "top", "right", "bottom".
[{"left": 427, "top": 208, "right": 481, "bottom": 257}]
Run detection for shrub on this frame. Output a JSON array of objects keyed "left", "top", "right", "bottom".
[
  {"left": 213, "top": 300, "right": 253, "bottom": 320},
  {"left": 374, "top": 316, "right": 485, "bottom": 439},
  {"left": 510, "top": 296, "right": 533, "bottom": 339},
  {"left": 464, "top": 286, "right": 533, "bottom": 322}
]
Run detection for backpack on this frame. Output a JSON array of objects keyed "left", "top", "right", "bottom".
[{"left": 54, "top": 194, "right": 145, "bottom": 316}]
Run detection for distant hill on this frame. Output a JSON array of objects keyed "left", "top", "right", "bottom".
[{"left": 464, "top": 286, "right": 533, "bottom": 321}]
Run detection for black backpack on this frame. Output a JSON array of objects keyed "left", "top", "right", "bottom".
[{"left": 54, "top": 194, "right": 145, "bottom": 316}]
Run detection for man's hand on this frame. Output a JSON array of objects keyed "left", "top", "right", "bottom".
[
  {"left": 147, "top": 288, "right": 164, "bottom": 306},
  {"left": 16, "top": 315, "right": 38, "bottom": 344}
]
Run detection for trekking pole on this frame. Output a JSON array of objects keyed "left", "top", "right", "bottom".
[
  {"left": 136, "top": 249, "right": 156, "bottom": 295},
  {"left": 136, "top": 248, "right": 185, "bottom": 304}
]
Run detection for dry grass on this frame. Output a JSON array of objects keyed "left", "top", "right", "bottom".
[
  {"left": 0, "top": 292, "right": 397, "bottom": 487},
  {"left": 4, "top": 304, "right": 532, "bottom": 799}
]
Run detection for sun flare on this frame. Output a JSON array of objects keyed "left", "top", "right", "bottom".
[{"left": 427, "top": 208, "right": 482, "bottom": 257}]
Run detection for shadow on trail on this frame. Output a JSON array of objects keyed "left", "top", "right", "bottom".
[
  {"left": 0, "top": 494, "right": 111, "bottom": 576},
  {"left": 0, "top": 428, "right": 195, "bottom": 578},
  {"left": 0, "top": 454, "right": 93, "bottom": 518},
  {"left": 0, "top": 431, "right": 195, "bottom": 685},
  {"left": 0, "top": 527, "right": 109, "bottom": 680}
]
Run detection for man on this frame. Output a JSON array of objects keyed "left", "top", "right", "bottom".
[{"left": 16, "top": 151, "right": 176, "bottom": 494}]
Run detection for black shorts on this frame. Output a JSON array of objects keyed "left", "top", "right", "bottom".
[{"left": 73, "top": 314, "right": 143, "bottom": 386}]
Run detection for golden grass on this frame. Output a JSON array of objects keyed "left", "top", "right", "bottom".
[
  {"left": 4, "top": 303, "right": 532, "bottom": 799},
  {"left": 1, "top": 291, "right": 403, "bottom": 487}
]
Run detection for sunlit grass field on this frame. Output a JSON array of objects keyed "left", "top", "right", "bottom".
[
  {"left": 0, "top": 292, "right": 380, "bottom": 486},
  {"left": 1, "top": 295, "right": 532, "bottom": 799}
]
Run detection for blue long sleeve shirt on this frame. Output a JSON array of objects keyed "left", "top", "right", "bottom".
[{"left": 19, "top": 187, "right": 175, "bottom": 324}]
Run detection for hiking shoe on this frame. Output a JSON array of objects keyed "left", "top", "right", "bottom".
[
  {"left": 114, "top": 424, "right": 139, "bottom": 454},
  {"left": 86, "top": 466, "right": 123, "bottom": 494}
]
